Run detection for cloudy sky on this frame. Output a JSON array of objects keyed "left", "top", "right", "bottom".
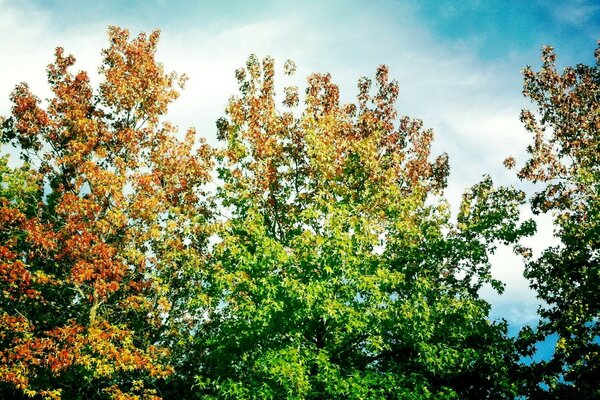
[{"left": 1, "top": 0, "right": 598, "bottom": 350}]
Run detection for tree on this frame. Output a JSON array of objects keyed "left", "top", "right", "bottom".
[
  {"left": 1, "top": 25, "right": 545, "bottom": 400},
  {"left": 512, "top": 42, "right": 600, "bottom": 398},
  {"left": 0, "top": 27, "right": 213, "bottom": 399},
  {"left": 184, "top": 55, "right": 534, "bottom": 399}
]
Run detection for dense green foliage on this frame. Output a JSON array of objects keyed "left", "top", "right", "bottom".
[
  {"left": 0, "top": 27, "right": 597, "bottom": 399},
  {"left": 175, "top": 58, "right": 533, "bottom": 399}
]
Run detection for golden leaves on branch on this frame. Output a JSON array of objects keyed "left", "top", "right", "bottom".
[{"left": 100, "top": 26, "right": 184, "bottom": 127}]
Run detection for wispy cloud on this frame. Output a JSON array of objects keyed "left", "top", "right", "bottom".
[{"left": 548, "top": 0, "right": 600, "bottom": 26}]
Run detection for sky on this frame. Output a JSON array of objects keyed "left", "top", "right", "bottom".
[{"left": 1, "top": 0, "right": 598, "bottom": 353}]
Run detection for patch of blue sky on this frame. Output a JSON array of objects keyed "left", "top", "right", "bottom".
[{"left": 407, "top": 0, "right": 600, "bottom": 64}]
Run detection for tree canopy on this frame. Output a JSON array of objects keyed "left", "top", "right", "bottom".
[
  {"left": 512, "top": 43, "right": 600, "bottom": 399},
  {"left": 0, "top": 26, "right": 213, "bottom": 399},
  {"left": 0, "top": 26, "right": 597, "bottom": 400}
]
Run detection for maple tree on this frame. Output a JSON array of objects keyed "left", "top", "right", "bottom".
[
  {"left": 176, "top": 56, "right": 535, "bottom": 399},
  {"left": 512, "top": 43, "right": 600, "bottom": 398},
  {"left": 0, "top": 27, "right": 213, "bottom": 399}
]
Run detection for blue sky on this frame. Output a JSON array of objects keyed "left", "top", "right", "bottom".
[
  {"left": 1, "top": 0, "right": 598, "bottom": 355},
  {"left": 13, "top": 0, "right": 600, "bottom": 62}
]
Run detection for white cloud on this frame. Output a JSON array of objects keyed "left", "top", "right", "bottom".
[
  {"left": 0, "top": 1, "right": 106, "bottom": 110},
  {"left": 549, "top": 0, "right": 600, "bottom": 26},
  {"left": 482, "top": 210, "right": 558, "bottom": 326}
]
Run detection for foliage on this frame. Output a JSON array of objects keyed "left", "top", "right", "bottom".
[
  {"left": 0, "top": 27, "right": 213, "bottom": 399},
  {"left": 513, "top": 42, "right": 600, "bottom": 398},
  {"left": 182, "top": 56, "right": 534, "bottom": 399},
  {"left": 0, "top": 25, "right": 553, "bottom": 400}
]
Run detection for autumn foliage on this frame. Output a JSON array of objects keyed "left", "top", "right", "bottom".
[
  {"left": 0, "top": 26, "right": 598, "bottom": 399},
  {"left": 1, "top": 27, "right": 212, "bottom": 399}
]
